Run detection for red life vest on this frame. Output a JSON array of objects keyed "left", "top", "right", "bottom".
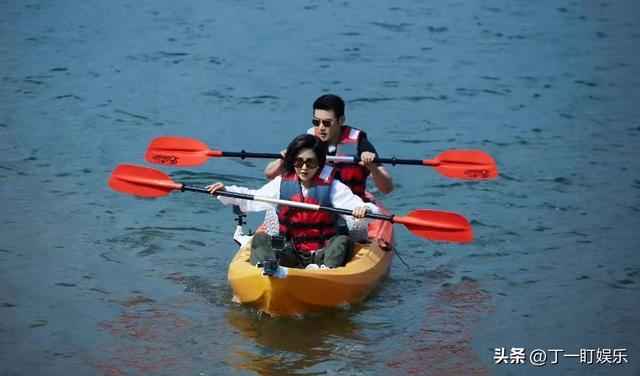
[
  {"left": 308, "top": 125, "right": 368, "bottom": 199},
  {"left": 277, "top": 166, "right": 337, "bottom": 252}
]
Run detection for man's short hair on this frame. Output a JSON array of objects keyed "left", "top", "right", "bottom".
[{"left": 313, "top": 94, "right": 345, "bottom": 119}]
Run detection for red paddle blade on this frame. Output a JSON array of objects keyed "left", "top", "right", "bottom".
[
  {"left": 145, "top": 136, "right": 219, "bottom": 167},
  {"left": 433, "top": 150, "right": 498, "bottom": 180},
  {"left": 108, "top": 164, "right": 182, "bottom": 198},
  {"left": 393, "top": 209, "right": 473, "bottom": 243}
]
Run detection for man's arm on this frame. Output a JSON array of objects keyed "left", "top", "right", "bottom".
[
  {"left": 264, "top": 149, "right": 286, "bottom": 179},
  {"left": 368, "top": 163, "right": 393, "bottom": 194},
  {"left": 359, "top": 138, "right": 394, "bottom": 194}
]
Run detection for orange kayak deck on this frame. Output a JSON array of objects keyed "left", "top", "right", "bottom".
[{"left": 227, "top": 194, "right": 395, "bottom": 317}]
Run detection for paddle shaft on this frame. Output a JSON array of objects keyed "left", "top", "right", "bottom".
[
  {"left": 214, "top": 150, "right": 435, "bottom": 166},
  {"left": 316, "top": 155, "right": 438, "bottom": 166},
  {"left": 214, "top": 150, "right": 282, "bottom": 159},
  {"left": 181, "top": 184, "right": 395, "bottom": 222}
]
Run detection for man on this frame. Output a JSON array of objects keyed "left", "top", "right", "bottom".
[{"left": 265, "top": 94, "right": 393, "bottom": 198}]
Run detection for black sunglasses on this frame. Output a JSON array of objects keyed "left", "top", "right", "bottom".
[
  {"left": 312, "top": 118, "right": 334, "bottom": 127},
  {"left": 293, "top": 158, "right": 319, "bottom": 169}
]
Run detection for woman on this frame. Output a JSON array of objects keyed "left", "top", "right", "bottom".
[{"left": 206, "top": 134, "right": 379, "bottom": 269}]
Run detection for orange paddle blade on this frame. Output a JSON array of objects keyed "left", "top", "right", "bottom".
[
  {"left": 393, "top": 209, "right": 473, "bottom": 243},
  {"left": 432, "top": 150, "right": 498, "bottom": 180},
  {"left": 145, "top": 136, "right": 221, "bottom": 167},
  {"left": 108, "top": 164, "right": 182, "bottom": 198}
]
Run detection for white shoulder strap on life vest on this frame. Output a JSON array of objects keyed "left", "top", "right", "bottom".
[
  {"left": 348, "top": 127, "right": 361, "bottom": 140},
  {"left": 318, "top": 165, "right": 334, "bottom": 181}
]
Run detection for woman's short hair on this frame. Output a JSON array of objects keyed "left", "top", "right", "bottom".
[{"left": 282, "top": 134, "right": 328, "bottom": 175}]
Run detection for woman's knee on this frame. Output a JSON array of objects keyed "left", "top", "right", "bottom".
[
  {"left": 251, "top": 232, "right": 271, "bottom": 247},
  {"left": 330, "top": 235, "right": 353, "bottom": 249},
  {"left": 323, "top": 235, "right": 354, "bottom": 268},
  {"left": 250, "top": 233, "right": 275, "bottom": 265}
]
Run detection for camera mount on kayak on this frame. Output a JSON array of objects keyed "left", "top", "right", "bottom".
[
  {"left": 233, "top": 205, "right": 247, "bottom": 226},
  {"left": 257, "top": 259, "right": 280, "bottom": 277},
  {"left": 257, "top": 235, "right": 287, "bottom": 276},
  {"left": 232, "top": 205, "right": 254, "bottom": 246}
]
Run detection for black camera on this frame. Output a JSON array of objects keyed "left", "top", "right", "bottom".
[
  {"left": 259, "top": 259, "right": 279, "bottom": 276},
  {"left": 270, "top": 235, "right": 286, "bottom": 250}
]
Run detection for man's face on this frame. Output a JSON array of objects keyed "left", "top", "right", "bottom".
[{"left": 313, "top": 109, "right": 343, "bottom": 144}]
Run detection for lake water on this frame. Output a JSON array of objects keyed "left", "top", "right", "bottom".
[{"left": 1, "top": 0, "right": 639, "bottom": 375}]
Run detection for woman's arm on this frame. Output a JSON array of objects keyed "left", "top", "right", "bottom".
[
  {"left": 206, "top": 177, "right": 281, "bottom": 212},
  {"left": 330, "top": 180, "right": 380, "bottom": 216}
]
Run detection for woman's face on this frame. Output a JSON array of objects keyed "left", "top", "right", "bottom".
[{"left": 293, "top": 148, "right": 320, "bottom": 183}]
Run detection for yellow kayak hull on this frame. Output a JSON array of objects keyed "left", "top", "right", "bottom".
[{"left": 227, "top": 197, "right": 395, "bottom": 317}]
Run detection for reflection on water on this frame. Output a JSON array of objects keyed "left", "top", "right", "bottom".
[
  {"left": 93, "top": 295, "right": 194, "bottom": 375},
  {"left": 387, "top": 271, "right": 493, "bottom": 376},
  {"left": 225, "top": 307, "right": 366, "bottom": 375}
]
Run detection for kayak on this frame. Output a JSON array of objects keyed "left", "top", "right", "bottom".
[{"left": 227, "top": 193, "right": 395, "bottom": 317}]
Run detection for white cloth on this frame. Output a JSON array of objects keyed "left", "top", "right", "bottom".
[{"left": 217, "top": 176, "right": 379, "bottom": 226}]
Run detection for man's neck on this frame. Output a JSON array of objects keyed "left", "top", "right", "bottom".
[{"left": 328, "top": 126, "right": 343, "bottom": 146}]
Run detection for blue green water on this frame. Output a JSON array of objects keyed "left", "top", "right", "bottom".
[{"left": 1, "top": 0, "right": 639, "bottom": 375}]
